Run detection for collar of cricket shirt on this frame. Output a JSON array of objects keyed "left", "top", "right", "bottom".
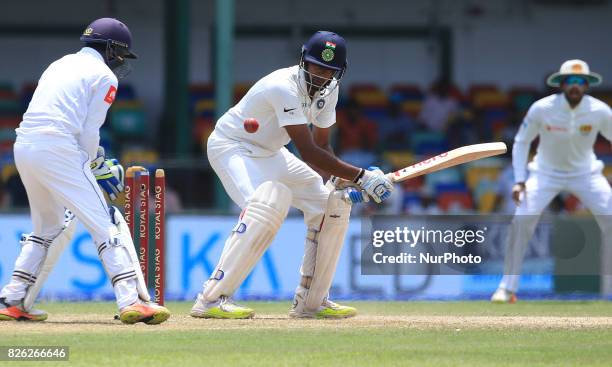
[
  {"left": 559, "top": 92, "right": 586, "bottom": 113},
  {"left": 80, "top": 46, "right": 106, "bottom": 64}
]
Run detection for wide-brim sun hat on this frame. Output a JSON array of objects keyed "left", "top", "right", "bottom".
[{"left": 547, "top": 59, "right": 602, "bottom": 87}]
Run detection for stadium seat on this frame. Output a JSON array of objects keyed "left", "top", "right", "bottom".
[
  {"left": 234, "top": 82, "right": 253, "bottom": 103},
  {"left": 594, "top": 136, "right": 611, "bottom": 155},
  {"left": 116, "top": 84, "right": 137, "bottom": 101},
  {"left": 349, "top": 84, "right": 388, "bottom": 109},
  {"left": 402, "top": 191, "right": 422, "bottom": 212},
  {"left": 465, "top": 166, "right": 501, "bottom": 190},
  {"left": 435, "top": 182, "right": 468, "bottom": 194},
  {"left": 193, "top": 117, "right": 215, "bottom": 148},
  {"left": 410, "top": 131, "right": 448, "bottom": 155},
  {"left": 477, "top": 191, "right": 497, "bottom": 213},
  {"left": 388, "top": 84, "right": 424, "bottom": 117},
  {"left": 19, "top": 82, "right": 37, "bottom": 111},
  {"left": 0, "top": 116, "right": 20, "bottom": 129},
  {"left": 189, "top": 83, "right": 215, "bottom": 119},
  {"left": 121, "top": 148, "right": 159, "bottom": 166},
  {"left": 109, "top": 101, "right": 146, "bottom": 137},
  {"left": 424, "top": 167, "right": 463, "bottom": 193},
  {"left": 509, "top": 87, "right": 539, "bottom": 113},
  {"left": 437, "top": 191, "right": 473, "bottom": 212},
  {"left": 591, "top": 89, "right": 612, "bottom": 107},
  {"left": 603, "top": 166, "right": 612, "bottom": 183},
  {"left": 382, "top": 150, "right": 414, "bottom": 170}
]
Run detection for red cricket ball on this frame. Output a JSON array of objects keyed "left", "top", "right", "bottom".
[{"left": 243, "top": 118, "right": 259, "bottom": 133}]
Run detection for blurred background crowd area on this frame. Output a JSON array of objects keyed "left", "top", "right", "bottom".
[
  {"left": 0, "top": 0, "right": 611, "bottom": 214},
  {"left": 1, "top": 77, "right": 610, "bottom": 214}
]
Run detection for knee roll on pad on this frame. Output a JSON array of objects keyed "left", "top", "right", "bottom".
[
  {"left": 303, "top": 189, "right": 352, "bottom": 311},
  {"left": 202, "top": 181, "right": 292, "bottom": 301}
]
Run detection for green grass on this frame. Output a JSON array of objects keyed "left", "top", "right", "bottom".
[{"left": 1, "top": 301, "right": 612, "bottom": 367}]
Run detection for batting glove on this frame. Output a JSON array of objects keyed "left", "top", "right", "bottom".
[
  {"left": 354, "top": 167, "right": 393, "bottom": 204},
  {"left": 343, "top": 187, "right": 370, "bottom": 204}
]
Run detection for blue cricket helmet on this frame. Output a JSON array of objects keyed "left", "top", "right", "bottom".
[
  {"left": 301, "top": 31, "right": 347, "bottom": 72},
  {"left": 298, "top": 31, "right": 347, "bottom": 96},
  {"left": 80, "top": 18, "right": 137, "bottom": 59}
]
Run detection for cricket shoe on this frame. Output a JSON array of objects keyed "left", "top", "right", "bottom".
[
  {"left": 190, "top": 294, "right": 254, "bottom": 319},
  {"left": 119, "top": 302, "right": 171, "bottom": 325},
  {"left": 0, "top": 298, "right": 47, "bottom": 321},
  {"left": 289, "top": 294, "right": 357, "bottom": 319},
  {"left": 491, "top": 288, "right": 517, "bottom": 304}
]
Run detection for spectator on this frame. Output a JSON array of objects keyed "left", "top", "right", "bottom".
[
  {"left": 446, "top": 106, "right": 481, "bottom": 149},
  {"left": 376, "top": 97, "right": 415, "bottom": 151},
  {"left": 418, "top": 78, "right": 459, "bottom": 132},
  {"left": 335, "top": 98, "right": 378, "bottom": 167}
]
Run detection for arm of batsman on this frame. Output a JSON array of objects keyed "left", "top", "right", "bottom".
[{"left": 90, "top": 147, "right": 125, "bottom": 201}]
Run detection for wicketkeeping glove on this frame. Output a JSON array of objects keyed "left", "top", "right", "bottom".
[{"left": 90, "top": 147, "right": 125, "bottom": 201}]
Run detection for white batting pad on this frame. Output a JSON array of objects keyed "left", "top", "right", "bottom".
[
  {"left": 202, "top": 181, "right": 292, "bottom": 302},
  {"left": 303, "top": 189, "right": 352, "bottom": 311}
]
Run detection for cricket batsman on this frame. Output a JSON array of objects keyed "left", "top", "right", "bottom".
[
  {"left": 191, "top": 31, "right": 394, "bottom": 319},
  {"left": 492, "top": 59, "right": 612, "bottom": 303},
  {"left": 0, "top": 18, "right": 170, "bottom": 324}
]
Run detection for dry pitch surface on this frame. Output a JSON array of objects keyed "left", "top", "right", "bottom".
[
  {"left": 2, "top": 301, "right": 612, "bottom": 366},
  {"left": 4, "top": 301, "right": 612, "bottom": 333},
  {"left": 5, "top": 313, "right": 612, "bottom": 333}
]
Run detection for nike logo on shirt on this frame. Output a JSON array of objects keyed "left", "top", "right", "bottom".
[{"left": 283, "top": 107, "right": 296, "bottom": 112}]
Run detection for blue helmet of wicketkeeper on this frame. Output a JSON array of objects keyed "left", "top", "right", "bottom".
[{"left": 80, "top": 17, "right": 138, "bottom": 78}]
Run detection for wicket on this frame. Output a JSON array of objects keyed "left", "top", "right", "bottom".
[{"left": 125, "top": 166, "right": 166, "bottom": 305}]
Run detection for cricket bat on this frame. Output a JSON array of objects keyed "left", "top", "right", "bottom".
[{"left": 388, "top": 142, "right": 507, "bottom": 182}]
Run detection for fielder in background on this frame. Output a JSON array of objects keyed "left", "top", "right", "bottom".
[
  {"left": 192, "top": 31, "right": 393, "bottom": 319},
  {"left": 492, "top": 59, "right": 612, "bottom": 303},
  {"left": 0, "top": 18, "right": 170, "bottom": 325}
]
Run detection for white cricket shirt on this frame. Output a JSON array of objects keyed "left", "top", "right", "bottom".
[
  {"left": 513, "top": 93, "right": 612, "bottom": 181},
  {"left": 16, "top": 47, "right": 118, "bottom": 159},
  {"left": 215, "top": 65, "right": 339, "bottom": 156}
]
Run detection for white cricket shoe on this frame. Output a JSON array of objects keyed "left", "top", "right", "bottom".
[
  {"left": 190, "top": 294, "right": 254, "bottom": 319},
  {"left": 289, "top": 290, "right": 357, "bottom": 319},
  {"left": 491, "top": 288, "right": 517, "bottom": 304}
]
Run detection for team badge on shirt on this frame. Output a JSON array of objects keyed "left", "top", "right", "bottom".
[
  {"left": 104, "top": 85, "right": 117, "bottom": 104},
  {"left": 579, "top": 124, "right": 593, "bottom": 136},
  {"left": 317, "top": 99, "right": 325, "bottom": 109}
]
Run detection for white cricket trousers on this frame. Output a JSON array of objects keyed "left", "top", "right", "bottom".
[
  {"left": 499, "top": 168, "right": 612, "bottom": 293},
  {"left": 207, "top": 130, "right": 330, "bottom": 228}
]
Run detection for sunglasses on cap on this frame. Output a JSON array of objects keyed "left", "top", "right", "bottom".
[{"left": 563, "top": 76, "right": 588, "bottom": 86}]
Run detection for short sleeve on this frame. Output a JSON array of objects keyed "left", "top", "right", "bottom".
[
  {"left": 314, "top": 87, "right": 339, "bottom": 129},
  {"left": 79, "top": 73, "right": 118, "bottom": 159},
  {"left": 266, "top": 84, "right": 308, "bottom": 127}
]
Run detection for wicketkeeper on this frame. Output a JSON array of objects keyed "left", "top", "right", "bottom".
[{"left": 0, "top": 18, "right": 170, "bottom": 324}]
